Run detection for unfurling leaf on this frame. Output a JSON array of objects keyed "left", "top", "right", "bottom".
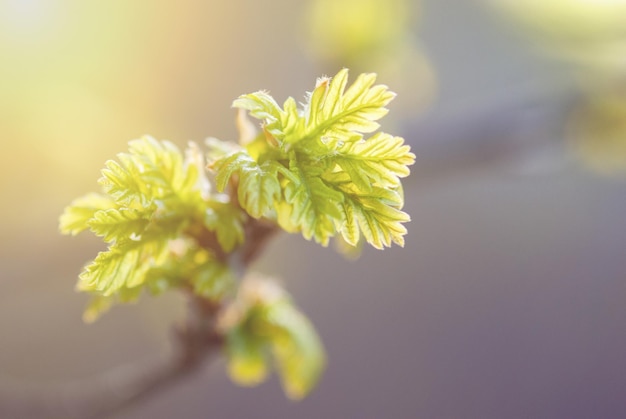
[
  {"left": 263, "top": 300, "right": 326, "bottom": 399},
  {"left": 221, "top": 277, "right": 326, "bottom": 400},
  {"left": 212, "top": 151, "right": 282, "bottom": 219},
  {"left": 225, "top": 327, "right": 269, "bottom": 386}
]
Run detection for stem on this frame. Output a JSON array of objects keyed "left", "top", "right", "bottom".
[
  {"left": 0, "top": 209, "right": 281, "bottom": 418},
  {"left": 0, "top": 293, "right": 222, "bottom": 419}
]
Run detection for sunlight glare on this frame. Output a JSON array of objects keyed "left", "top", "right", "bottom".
[{"left": 2, "top": 0, "right": 57, "bottom": 38}]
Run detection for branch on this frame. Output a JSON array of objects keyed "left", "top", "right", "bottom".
[
  {"left": 401, "top": 81, "right": 579, "bottom": 182},
  {"left": 0, "top": 293, "right": 221, "bottom": 419},
  {"left": 0, "top": 217, "right": 279, "bottom": 418}
]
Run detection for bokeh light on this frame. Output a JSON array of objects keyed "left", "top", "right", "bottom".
[
  {"left": 302, "top": 0, "right": 436, "bottom": 116},
  {"left": 485, "top": 0, "right": 626, "bottom": 72}
]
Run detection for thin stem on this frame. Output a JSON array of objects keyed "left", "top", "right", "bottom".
[
  {"left": 0, "top": 293, "right": 222, "bottom": 419},
  {"left": 0, "top": 209, "right": 280, "bottom": 418}
]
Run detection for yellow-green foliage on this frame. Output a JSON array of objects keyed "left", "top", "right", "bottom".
[
  {"left": 213, "top": 69, "right": 415, "bottom": 248},
  {"left": 59, "top": 69, "right": 414, "bottom": 399},
  {"left": 60, "top": 136, "right": 241, "bottom": 316},
  {"left": 220, "top": 277, "right": 325, "bottom": 400}
]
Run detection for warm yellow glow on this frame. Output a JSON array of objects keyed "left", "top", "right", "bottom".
[
  {"left": 1, "top": 0, "right": 59, "bottom": 38},
  {"left": 485, "top": 0, "right": 626, "bottom": 74},
  {"left": 569, "top": 92, "right": 626, "bottom": 174},
  {"left": 490, "top": 0, "right": 626, "bottom": 39},
  {"left": 5, "top": 0, "right": 47, "bottom": 23},
  {"left": 304, "top": 0, "right": 413, "bottom": 64},
  {"left": 0, "top": 1, "right": 230, "bottom": 234},
  {"left": 302, "top": 0, "right": 434, "bottom": 114}
]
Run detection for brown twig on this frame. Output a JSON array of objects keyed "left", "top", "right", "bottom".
[
  {"left": 0, "top": 291, "right": 223, "bottom": 419},
  {"left": 0, "top": 209, "right": 279, "bottom": 418}
]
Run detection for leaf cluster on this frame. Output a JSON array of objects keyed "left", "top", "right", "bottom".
[
  {"left": 212, "top": 69, "right": 415, "bottom": 248},
  {"left": 59, "top": 136, "right": 324, "bottom": 398},
  {"left": 60, "top": 137, "right": 244, "bottom": 319},
  {"left": 59, "top": 69, "right": 414, "bottom": 399}
]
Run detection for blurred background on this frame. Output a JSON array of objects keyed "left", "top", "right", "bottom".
[{"left": 1, "top": 0, "right": 626, "bottom": 418}]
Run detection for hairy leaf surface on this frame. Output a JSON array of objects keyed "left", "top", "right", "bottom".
[{"left": 299, "top": 69, "right": 395, "bottom": 145}]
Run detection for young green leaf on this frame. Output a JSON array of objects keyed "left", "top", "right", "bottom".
[
  {"left": 59, "top": 193, "right": 115, "bottom": 236},
  {"left": 99, "top": 154, "right": 151, "bottom": 206},
  {"left": 221, "top": 278, "right": 326, "bottom": 400},
  {"left": 282, "top": 162, "right": 344, "bottom": 246},
  {"left": 225, "top": 326, "right": 269, "bottom": 386},
  {"left": 128, "top": 137, "right": 200, "bottom": 201},
  {"left": 232, "top": 91, "right": 284, "bottom": 141},
  {"left": 99, "top": 136, "right": 202, "bottom": 208},
  {"left": 262, "top": 300, "right": 326, "bottom": 400},
  {"left": 339, "top": 187, "right": 410, "bottom": 249},
  {"left": 87, "top": 207, "right": 152, "bottom": 243},
  {"left": 213, "top": 150, "right": 282, "bottom": 219},
  {"left": 333, "top": 132, "right": 415, "bottom": 190},
  {"left": 78, "top": 236, "right": 170, "bottom": 296},
  {"left": 299, "top": 69, "right": 395, "bottom": 145},
  {"left": 213, "top": 150, "right": 250, "bottom": 192},
  {"left": 232, "top": 69, "right": 396, "bottom": 150},
  {"left": 238, "top": 161, "right": 282, "bottom": 219}
]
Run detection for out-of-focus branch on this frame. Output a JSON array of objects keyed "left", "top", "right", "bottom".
[
  {"left": 0, "top": 293, "right": 221, "bottom": 419},
  {"left": 0, "top": 216, "right": 279, "bottom": 419},
  {"left": 401, "top": 83, "right": 580, "bottom": 182}
]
